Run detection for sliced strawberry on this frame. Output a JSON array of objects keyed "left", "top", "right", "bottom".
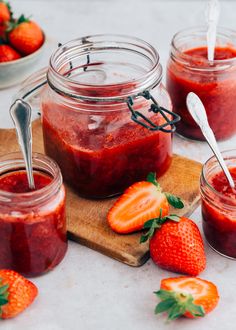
[
  {"left": 154, "top": 277, "right": 219, "bottom": 320},
  {"left": 107, "top": 172, "right": 183, "bottom": 234}
]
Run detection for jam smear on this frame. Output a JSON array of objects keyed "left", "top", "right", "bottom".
[
  {"left": 0, "top": 170, "right": 67, "bottom": 277},
  {"left": 202, "top": 167, "right": 236, "bottom": 258},
  {"left": 167, "top": 46, "right": 236, "bottom": 140}
]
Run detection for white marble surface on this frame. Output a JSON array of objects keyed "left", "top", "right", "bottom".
[{"left": 1, "top": 1, "right": 236, "bottom": 329}]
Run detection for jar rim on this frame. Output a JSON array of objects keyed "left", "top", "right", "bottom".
[
  {"left": 0, "top": 152, "right": 62, "bottom": 205},
  {"left": 201, "top": 149, "right": 236, "bottom": 207},
  {"left": 171, "top": 26, "right": 236, "bottom": 70},
  {"left": 48, "top": 34, "right": 162, "bottom": 101}
]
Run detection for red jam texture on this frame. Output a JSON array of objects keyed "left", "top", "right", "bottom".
[
  {"left": 167, "top": 46, "right": 236, "bottom": 140},
  {"left": 0, "top": 171, "right": 67, "bottom": 277},
  {"left": 0, "top": 170, "right": 52, "bottom": 193},
  {"left": 202, "top": 167, "right": 236, "bottom": 257},
  {"left": 42, "top": 100, "right": 172, "bottom": 198}
]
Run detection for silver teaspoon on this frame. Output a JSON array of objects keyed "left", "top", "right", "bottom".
[
  {"left": 186, "top": 92, "right": 235, "bottom": 189},
  {"left": 10, "top": 99, "right": 35, "bottom": 190}
]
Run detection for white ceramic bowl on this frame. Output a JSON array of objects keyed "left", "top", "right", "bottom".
[{"left": 0, "top": 37, "right": 45, "bottom": 89}]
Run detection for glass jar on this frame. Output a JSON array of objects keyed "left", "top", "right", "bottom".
[
  {"left": 167, "top": 26, "right": 236, "bottom": 141},
  {"left": 0, "top": 152, "right": 67, "bottom": 277},
  {"left": 200, "top": 150, "right": 236, "bottom": 259},
  {"left": 19, "top": 35, "right": 179, "bottom": 199}
]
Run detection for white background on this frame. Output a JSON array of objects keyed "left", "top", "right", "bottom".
[{"left": 1, "top": 1, "right": 236, "bottom": 329}]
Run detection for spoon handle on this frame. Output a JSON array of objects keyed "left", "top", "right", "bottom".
[
  {"left": 186, "top": 92, "right": 235, "bottom": 189},
  {"left": 10, "top": 99, "right": 35, "bottom": 190},
  {"left": 206, "top": 0, "right": 220, "bottom": 62},
  {"left": 202, "top": 126, "right": 235, "bottom": 188}
]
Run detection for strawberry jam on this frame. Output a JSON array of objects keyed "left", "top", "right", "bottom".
[
  {"left": 201, "top": 166, "right": 236, "bottom": 258},
  {"left": 42, "top": 101, "right": 172, "bottom": 198},
  {"left": 0, "top": 157, "right": 67, "bottom": 277},
  {"left": 167, "top": 45, "right": 236, "bottom": 140}
]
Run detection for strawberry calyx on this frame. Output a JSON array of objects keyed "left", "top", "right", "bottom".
[
  {"left": 0, "top": 278, "right": 9, "bottom": 318},
  {"left": 146, "top": 172, "right": 161, "bottom": 189},
  {"left": 154, "top": 289, "right": 205, "bottom": 321},
  {"left": 146, "top": 172, "right": 184, "bottom": 209},
  {"left": 140, "top": 212, "right": 180, "bottom": 243},
  {"left": 7, "top": 14, "right": 30, "bottom": 32}
]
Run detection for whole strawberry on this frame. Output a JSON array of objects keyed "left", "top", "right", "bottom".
[
  {"left": 0, "top": 1, "right": 11, "bottom": 24},
  {"left": 0, "top": 44, "right": 20, "bottom": 62},
  {"left": 0, "top": 1, "right": 11, "bottom": 39},
  {"left": 0, "top": 269, "right": 38, "bottom": 319},
  {"left": 141, "top": 215, "right": 206, "bottom": 276},
  {"left": 8, "top": 15, "right": 44, "bottom": 55}
]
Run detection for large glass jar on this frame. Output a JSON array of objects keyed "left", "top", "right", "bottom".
[
  {"left": 200, "top": 150, "right": 236, "bottom": 259},
  {"left": 35, "top": 35, "right": 177, "bottom": 199},
  {"left": 18, "top": 35, "right": 179, "bottom": 198},
  {"left": 0, "top": 152, "right": 67, "bottom": 277},
  {"left": 167, "top": 27, "right": 236, "bottom": 141}
]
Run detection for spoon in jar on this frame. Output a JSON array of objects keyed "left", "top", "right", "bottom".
[
  {"left": 10, "top": 99, "right": 35, "bottom": 190},
  {"left": 186, "top": 92, "right": 235, "bottom": 189},
  {"left": 205, "top": 0, "right": 220, "bottom": 62}
]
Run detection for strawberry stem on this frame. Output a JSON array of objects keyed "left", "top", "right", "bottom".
[
  {"left": 154, "top": 289, "right": 205, "bottom": 321},
  {"left": 146, "top": 172, "right": 160, "bottom": 189}
]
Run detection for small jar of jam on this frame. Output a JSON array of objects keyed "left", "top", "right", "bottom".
[
  {"left": 167, "top": 26, "right": 236, "bottom": 141},
  {"left": 26, "top": 34, "right": 179, "bottom": 199},
  {"left": 200, "top": 150, "right": 236, "bottom": 259},
  {"left": 0, "top": 152, "right": 67, "bottom": 277}
]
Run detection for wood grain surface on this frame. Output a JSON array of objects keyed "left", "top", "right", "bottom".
[{"left": 0, "top": 119, "right": 202, "bottom": 266}]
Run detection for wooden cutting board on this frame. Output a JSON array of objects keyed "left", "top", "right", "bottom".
[{"left": 0, "top": 119, "right": 202, "bottom": 267}]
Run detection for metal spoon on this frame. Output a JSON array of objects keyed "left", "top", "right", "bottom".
[
  {"left": 205, "top": 0, "right": 220, "bottom": 62},
  {"left": 186, "top": 92, "right": 235, "bottom": 188},
  {"left": 10, "top": 99, "right": 35, "bottom": 189}
]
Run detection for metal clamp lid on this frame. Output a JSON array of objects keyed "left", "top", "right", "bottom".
[{"left": 127, "top": 90, "right": 180, "bottom": 133}]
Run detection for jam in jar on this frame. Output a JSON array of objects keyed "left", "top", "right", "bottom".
[
  {"left": 167, "top": 27, "right": 236, "bottom": 141},
  {"left": 0, "top": 152, "right": 67, "bottom": 277},
  {"left": 201, "top": 150, "right": 236, "bottom": 258},
  {"left": 37, "top": 35, "right": 177, "bottom": 198}
]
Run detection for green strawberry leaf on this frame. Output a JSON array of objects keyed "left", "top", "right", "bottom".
[
  {"left": 166, "top": 214, "right": 180, "bottom": 222},
  {"left": 0, "top": 297, "right": 8, "bottom": 306},
  {"left": 187, "top": 303, "right": 205, "bottom": 317},
  {"left": 140, "top": 211, "right": 180, "bottom": 244},
  {"left": 165, "top": 193, "right": 184, "bottom": 209},
  {"left": 140, "top": 232, "right": 150, "bottom": 243},
  {"left": 168, "top": 304, "right": 186, "bottom": 320},
  {"left": 155, "top": 298, "right": 176, "bottom": 314},
  {"left": 17, "top": 14, "right": 30, "bottom": 24},
  {"left": 143, "top": 219, "right": 156, "bottom": 229},
  {"left": 154, "top": 289, "right": 175, "bottom": 301},
  {"left": 0, "top": 284, "right": 9, "bottom": 295},
  {"left": 0, "top": 278, "right": 9, "bottom": 310},
  {"left": 146, "top": 172, "right": 160, "bottom": 188}
]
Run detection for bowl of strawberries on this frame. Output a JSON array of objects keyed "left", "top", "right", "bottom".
[{"left": 0, "top": 1, "right": 45, "bottom": 88}]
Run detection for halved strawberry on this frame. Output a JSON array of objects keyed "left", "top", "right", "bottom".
[
  {"left": 154, "top": 277, "right": 219, "bottom": 320},
  {"left": 107, "top": 173, "right": 184, "bottom": 234}
]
